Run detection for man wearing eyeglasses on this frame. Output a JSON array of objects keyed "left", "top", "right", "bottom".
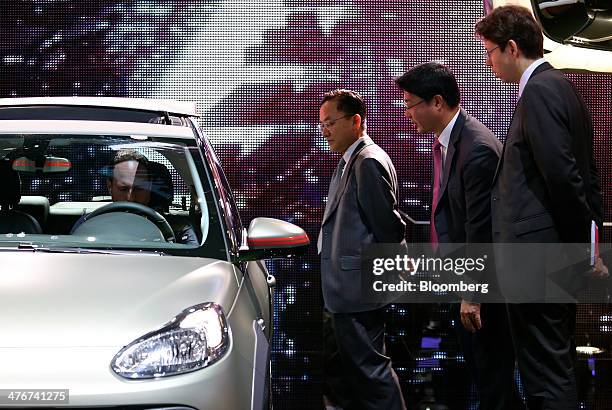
[
  {"left": 476, "top": 6, "right": 604, "bottom": 409},
  {"left": 318, "top": 89, "right": 406, "bottom": 410},
  {"left": 395, "top": 62, "right": 522, "bottom": 410}
]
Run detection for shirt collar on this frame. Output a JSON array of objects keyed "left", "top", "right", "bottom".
[
  {"left": 343, "top": 135, "right": 367, "bottom": 163},
  {"left": 437, "top": 109, "right": 460, "bottom": 149},
  {"left": 519, "top": 58, "right": 546, "bottom": 98}
]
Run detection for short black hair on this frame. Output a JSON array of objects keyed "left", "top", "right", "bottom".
[
  {"left": 395, "top": 62, "right": 460, "bottom": 108},
  {"left": 475, "top": 5, "right": 544, "bottom": 59},
  {"left": 320, "top": 89, "right": 367, "bottom": 128},
  {"left": 107, "top": 149, "right": 149, "bottom": 182}
]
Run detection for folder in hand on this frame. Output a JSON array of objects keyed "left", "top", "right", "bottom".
[{"left": 591, "top": 220, "right": 599, "bottom": 266}]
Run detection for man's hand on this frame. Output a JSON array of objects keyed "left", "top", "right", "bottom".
[
  {"left": 460, "top": 300, "right": 482, "bottom": 333},
  {"left": 589, "top": 256, "right": 609, "bottom": 279},
  {"left": 398, "top": 258, "right": 415, "bottom": 281}
]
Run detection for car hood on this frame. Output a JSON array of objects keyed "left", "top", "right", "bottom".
[{"left": 0, "top": 252, "right": 239, "bottom": 348}]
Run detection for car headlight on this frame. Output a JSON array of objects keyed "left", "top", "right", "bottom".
[{"left": 111, "top": 302, "right": 229, "bottom": 379}]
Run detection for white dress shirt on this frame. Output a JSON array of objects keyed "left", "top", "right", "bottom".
[
  {"left": 518, "top": 58, "right": 546, "bottom": 98},
  {"left": 436, "top": 109, "right": 460, "bottom": 172}
]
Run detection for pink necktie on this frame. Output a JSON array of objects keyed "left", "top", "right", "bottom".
[{"left": 430, "top": 139, "right": 442, "bottom": 247}]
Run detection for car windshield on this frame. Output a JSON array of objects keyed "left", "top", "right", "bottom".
[{"left": 0, "top": 120, "right": 226, "bottom": 259}]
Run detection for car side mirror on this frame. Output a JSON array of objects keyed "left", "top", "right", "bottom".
[{"left": 237, "top": 217, "right": 309, "bottom": 262}]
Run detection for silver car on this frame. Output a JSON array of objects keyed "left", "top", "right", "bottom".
[{"left": 0, "top": 98, "right": 309, "bottom": 409}]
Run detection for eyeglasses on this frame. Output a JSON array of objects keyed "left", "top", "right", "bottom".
[
  {"left": 485, "top": 45, "right": 501, "bottom": 59},
  {"left": 317, "top": 114, "right": 353, "bottom": 133},
  {"left": 402, "top": 99, "right": 426, "bottom": 110}
]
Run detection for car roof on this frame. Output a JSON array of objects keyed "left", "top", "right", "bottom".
[
  {"left": 0, "top": 120, "right": 196, "bottom": 139},
  {"left": 0, "top": 97, "right": 198, "bottom": 117}
]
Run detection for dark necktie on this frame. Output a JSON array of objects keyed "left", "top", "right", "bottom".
[
  {"left": 323, "top": 157, "right": 346, "bottom": 220},
  {"left": 318, "top": 157, "right": 346, "bottom": 252},
  {"left": 430, "top": 139, "right": 442, "bottom": 247}
]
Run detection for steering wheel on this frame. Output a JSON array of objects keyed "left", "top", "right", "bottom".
[{"left": 85, "top": 201, "right": 175, "bottom": 242}]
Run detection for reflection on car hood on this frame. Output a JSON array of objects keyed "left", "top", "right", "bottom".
[{"left": 0, "top": 253, "right": 238, "bottom": 348}]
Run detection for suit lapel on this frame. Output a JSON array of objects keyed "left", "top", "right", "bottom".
[
  {"left": 433, "top": 109, "right": 465, "bottom": 214},
  {"left": 492, "top": 62, "right": 554, "bottom": 184},
  {"left": 492, "top": 105, "right": 517, "bottom": 184},
  {"left": 322, "top": 137, "right": 373, "bottom": 225},
  {"left": 531, "top": 61, "right": 553, "bottom": 77}
]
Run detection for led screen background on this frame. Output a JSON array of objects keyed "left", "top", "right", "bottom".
[{"left": 1, "top": 0, "right": 611, "bottom": 408}]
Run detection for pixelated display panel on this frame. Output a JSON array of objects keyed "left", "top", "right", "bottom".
[{"left": 1, "top": 1, "right": 610, "bottom": 408}]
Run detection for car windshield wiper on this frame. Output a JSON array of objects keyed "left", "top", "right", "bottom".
[{"left": 0, "top": 242, "right": 166, "bottom": 256}]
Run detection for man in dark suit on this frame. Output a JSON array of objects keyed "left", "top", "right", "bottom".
[
  {"left": 71, "top": 150, "right": 198, "bottom": 245},
  {"left": 476, "top": 6, "right": 604, "bottom": 409},
  {"left": 318, "top": 89, "right": 406, "bottom": 409},
  {"left": 395, "top": 62, "right": 522, "bottom": 409}
]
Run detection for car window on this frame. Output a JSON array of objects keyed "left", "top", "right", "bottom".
[
  {"left": 0, "top": 130, "right": 226, "bottom": 259},
  {"left": 204, "top": 140, "right": 243, "bottom": 253}
]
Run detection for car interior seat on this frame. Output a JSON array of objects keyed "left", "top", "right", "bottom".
[
  {"left": 147, "top": 161, "right": 199, "bottom": 245},
  {"left": 0, "top": 159, "right": 43, "bottom": 234},
  {"left": 16, "top": 196, "right": 50, "bottom": 230},
  {"left": 147, "top": 161, "right": 174, "bottom": 213}
]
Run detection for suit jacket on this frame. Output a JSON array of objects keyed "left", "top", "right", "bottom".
[
  {"left": 320, "top": 136, "right": 405, "bottom": 313},
  {"left": 433, "top": 109, "right": 502, "bottom": 301},
  {"left": 434, "top": 108, "right": 502, "bottom": 244},
  {"left": 491, "top": 62, "right": 603, "bottom": 243},
  {"left": 491, "top": 62, "right": 603, "bottom": 300}
]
